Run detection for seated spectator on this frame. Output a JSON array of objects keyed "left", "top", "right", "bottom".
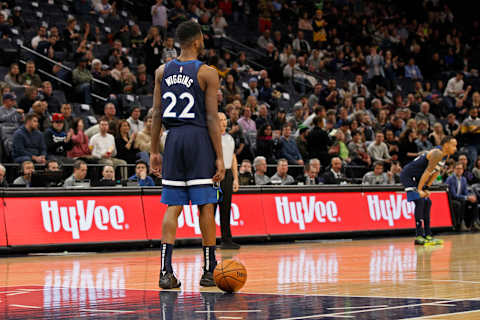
[
  {"left": 134, "top": 115, "right": 152, "bottom": 157},
  {"left": 12, "top": 160, "right": 35, "bottom": 187},
  {"left": 322, "top": 157, "right": 347, "bottom": 184},
  {"left": 45, "top": 160, "right": 60, "bottom": 172},
  {"left": 99, "top": 165, "right": 116, "bottom": 183},
  {"left": 129, "top": 160, "right": 155, "bottom": 186},
  {"left": 127, "top": 106, "right": 144, "bottom": 135},
  {"left": 296, "top": 127, "right": 309, "bottom": 161},
  {"left": 368, "top": 132, "right": 391, "bottom": 164},
  {"left": 116, "top": 120, "right": 144, "bottom": 164},
  {"left": 473, "top": 158, "right": 480, "bottom": 182},
  {"left": 72, "top": 56, "right": 93, "bottom": 104},
  {"left": 458, "top": 154, "right": 478, "bottom": 185},
  {"left": 29, "top": 100, "right": 51, "bottom": 132},
  {"left": 0, "top": 93, "right": 23, "bottom": 128},
  {"left": 270, "top": 158, "right": 295, "bottom": 185},
  {"left": 0, "top": 164, "right": 7, "bottom": 187},
  {"left": 398, "top": 128, "right": 419, "bottom": 166},
  {"left": 279, "top": 124, "right": 303, "bottom": 165},
  {"left": 44, "top": 113, "right": 74, "bottom": 164},
  {"left": 256, "top": 124, "right": 275, "bottom": 164},
  {"left": 61, "top": 103, "right": 75, "bottom": 132},
  {"left": 307, "top": 116, "right": 330, "bottom": 166},
  {"left": 415, "top": 130, "right": 433, "bottom": 152},
  {"left": 162, "top": 37, "right": 178, "bottom": 62},
  {"left": 64, "top": 160, "right": 89, "bottom": 187},
  {"left": 238, "top": 159, "right": 255, "bottom": 185},
  {"left": 19, "top": 61, "right": 42, "bottom": 88},
  {"left": 134, "top": 72, "right": 153, "bottom": 95},
  {"left": 296, "top": 162, "right": 321, "bottom": 185},
  {"left": 385, "top": 129, "right": 400, "bottom": 162},
  {"left": 362, "top": 161, "right": 395, "bottom": 185},
  {"left": 389, "top": 160, "right": 402, "bottom": 184},
  {"left": 103, "top": 102, "right": 120, "bottom": 134},
  {"left": 95, "top": 0, "right": 116, "bottom": 17},
  {"left": 18, "top": 86, "right": 39, "bottom": 114},
  {"left": 12, "top": 114, "right": 46, "bottom": 164},
  {"left": 89, "top": 118, "right": 128, "bottom": 179},
  {"left": 39, "top": 81, "right": 61, "bottom": 114},
  {"left": 404, "top": 58, "right": 423, "bottom": 80},
  {"left": 348, "top": 130, "right": 371, "bottom": 167},
  {"left": 31, "top": 26, "right": 47, "bottom": 50},
  {"left": 253, "top": 156, "right": 270, "bottom": 185},
  {"left": 415, "top": 102, "right": 436, "bottom": 128},
  {"left": 67, "top": 118, "right": 96, "bottom": 162},
  {"left": 446, "top": 162, "right": 480, "bottom": 231},
  {"left": 3, "top": 63, "right": 24, "bottom": 89}
]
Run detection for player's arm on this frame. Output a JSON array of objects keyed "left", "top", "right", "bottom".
[
  {"left": 232, "top": 154, "right": 239, "bottom": 192},
  {"left": 150, "top": 65, "right": 165, "bottom": 172},
  {"left": 417, "top": 149, "right": 443, "bottom": 196},
  {"left": 203, "top": 66, "right": 225, "bottom": 182}
]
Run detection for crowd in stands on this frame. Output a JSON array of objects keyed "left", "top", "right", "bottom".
[{"left": 1, "top": 0, "right": 480, "bottom": 208}]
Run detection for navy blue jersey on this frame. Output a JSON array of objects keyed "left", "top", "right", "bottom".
[
  {"left": 161, "top": 59, "right": 206, "bottom": 129},
  {"left": 400, "top": 146, "right": 445, "bottom": 188}
]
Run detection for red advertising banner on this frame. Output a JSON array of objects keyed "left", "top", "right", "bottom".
[
  {"left": 142, "top": 194, "right": 267, "bottom": 240},
  {"left": 0, "top": 197, "right": 7, "bottom": 246},
  {"left": 3, "top": 196, "right": 147, "bottom": 245},
  {"left": 262, "top": 191, "right": 451, "bottom": 235}
]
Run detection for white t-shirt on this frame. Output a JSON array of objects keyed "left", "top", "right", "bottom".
[
  {"left": 89, "top": 132, "right": 116, "bottom": 158},
  {"left": 221, "top": 133, "right": 235, "bottom": 169}
]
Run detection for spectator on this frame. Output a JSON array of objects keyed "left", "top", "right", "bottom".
[
  {"left": 99, "top": 165, "right": 116, "bottom": 183},
  {"left": 461, "top": 107, "right": 480, "bottom": 169},
  {"left": 322, "top": 157, "right": 347, "bottom": 184},
  {"left": 12, "top": 114, "right": 46, "bottom": 164},
  {"left": 415, "top": 131, "right": 433, "bottom": 152},
  {"left": 0, "top": 93, "right": 23, "bottom": 128},
  {"left": 19, "top": 61, "right": 42, "bottom": 88},
  {"left": 45, "top": 159, "right": 60, "bottom": 172},
  {"left": 64, "top": 160, "right": 89, "bottom": 187},
  {"left": 40, "top": 81, "right": 61, "bottom": 114},
  {"left": 12, "top": 160, "right": 34, "bottom": 187},
  {"left": 296, "top": 127, "right": 309, "bottom": 161},
  {"left": 368, "top": 132, "right": 391, "bottom": 164},
  {"left": 134, "top": 115, "right": 152, "bottom": 154},
  {"left": 3, "top": 63, "right": 23, "bottom": 89},
  {"left": 134, "top": 72, "right": 153, "bottom": 95},
  {"left": 348, "top": 130, "right": 371, "bottom": 167},
  {"left": 256, "top": 124, "right": 275, "bottom": 164},
  {"left": 0, "top": 164, "right": 7, "bottom": 187},
  {"left": 144, "top": 27, "right": 163, "bottom": 76},
  {"left": 31, "top": 25, "right": 47, "bottom": 49},
  {"left": 212, "top": 10, "right": 228, "bottom": 36},
  {"left": 253, "top": 156, "right": 270, "bottom": 185},
  {"left": 307, "top": 116, "right": 330, "bottom": 166},
  {"left": 67, "top": 118, "right": 94, "bottom": 161},
  {"left": 292, "top": 31, "right": 311, "bottom": 55},
  {"left": 238, "top": 159, "right": 255, "bottom": 185},
  {"left": 444, "top": 72, "right": 465, "bottom": 110},
  {"left": 270, "top": 158, "right": 295, "bottom": 185},
  {"left": 127, "top": 106, "right": 144, "bottom": 135},
  {"left": 362, "top": 161, "right": 394, "bottom": 185},
  {"left": 415, "top": 102, "right": 436, "bottom": 128},
  {"left": 60, "top": 103, "right": 74, "bottom": 132},
  {"left": 129, "top": 160, "right": 155, "bottom": 186},
  {"left": 115, "top": 120, "right": 142, "bottom": 164},
  {"left": 95, "top": 0, "right": 116, "bottom": 17},
  {"left": 404, "top": 58, "right": 423, "bottom": 80},
  {"left": 458, "top": 154, "right": 478, "bottom": 185},
  {"left": 446, "top": 162, "right": 480, "bottom": 231},
  {"left": 319, "top": 79, "right": 339, "bottom": 109},
  {"left": 151, "top": 0, "right": 168, "bottom": 37},
  {"left": 398, "top": 128, "right": 419, "bottom": 166},
  {"left": 296, "top": 161, "right": 321, "bottom": 185},
  {"left": 89, "top": 118, "right": 128, "bottom": 179},
  {"left": 366, "top": 47, "right": 385, "bottom": 90},
  {"left": 44, "top": 113, "right": 74, "bottom": 164},
  {"left": 103, "top": 102, "right": 120, "bottom": 134},
  {"left": 162, "top": 37, "right": 178, "bottom": 62},
  {"left": 389, "top": 160, "right": 402, "bottom": 184},
  {"left": 279, "top": 124, "right": 303, "bottom": 165},
  {"left": 29, "top": 100, "right": 50, "bottom": 132},
  {"left": 349, "top": 74, "right": 370, "bottom": 100},
  {"left": 429, "top": 122, "right": 446, "bottom": 146},
  {"left": 473, "top": 158, "right": 480, "bottom": 181},
  {"left": 72, "top": 56, "right": 93, "bottom": 104}
]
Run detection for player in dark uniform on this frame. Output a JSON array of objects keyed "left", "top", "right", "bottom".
[
  {"left": 400, "top": 136, "right": 457, "bottom": 245},
  {"left": 150, "top": 21, "right": 225, "bottom": 289}
]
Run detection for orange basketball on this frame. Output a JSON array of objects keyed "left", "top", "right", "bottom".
[{"left": 213, "top": 259, "right": 247, "bottom": 293}]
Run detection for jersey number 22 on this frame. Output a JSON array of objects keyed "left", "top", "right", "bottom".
[{"left": 162, "top": 92, "right": 195, "bottom": 119}]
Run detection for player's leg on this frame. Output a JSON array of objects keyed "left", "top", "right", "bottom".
[
  {"left": 159, "top": 205, "right": 184, "bottom": 289},
  {"left": 198, "top": 203, "right": 218, "bottom": 286},
  {"left": 413, "top": 198, "right": 427, "bottom": 245},
  {"left": 423, "top": 198, "right": 444, "bottom": 245}
]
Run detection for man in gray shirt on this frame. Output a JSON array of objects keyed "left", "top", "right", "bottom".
[
  {"left": 0, "top": 93, "right": 23, "bottom": 127},
  {"left": 368, "top": 132, "right": 391, "bottom": 164},
  {"left": 12, "top": 160, "right": 34, "bottom": 187},
  {"left": 270, "top": 158, "right": 295, "bottom": 185},
  {"left": 253, "top": 156, "right": 270, "bottom": 185},
  {"left": 64, "top": 160, "right": 89, "bottom": 187},
  {"left": 362, "top": 161, "right": 395, "bottom": 185}
]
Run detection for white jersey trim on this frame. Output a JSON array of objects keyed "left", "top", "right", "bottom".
[{"left": 162, "top": 179, "right": 213, "bottom": 186}]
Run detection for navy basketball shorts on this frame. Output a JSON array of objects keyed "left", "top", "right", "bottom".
[
  {"left": 399, "top": 171, "right": 421, "bottom": 202},
  {"left": 161, "top": 125, "right": 219, "bottom": 206}
]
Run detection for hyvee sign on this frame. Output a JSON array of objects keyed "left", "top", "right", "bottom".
[{"left": 4, "top": 196, "right": 147, "bottom": 245}]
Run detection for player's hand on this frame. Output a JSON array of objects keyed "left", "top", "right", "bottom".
[
  {"left": 419, "top": 190, "right": 430, "bottom": 198},
  {"left": 233, "top": 178, "right": 239, "bottom": 192},
  {"left": 213, "top": 158, "right": 226, "bottom": 183},
  {"left": 150, "top": 153, "right": 162, "bottom": 175}
]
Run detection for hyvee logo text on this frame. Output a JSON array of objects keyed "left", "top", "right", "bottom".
[
  {"left": 41, "top": 201, "right": 126, "bottom": 239},
  {"left": 367, "top": 194, "right": 415, "bottom": 226},
  {"left": 275, "top": 196, "right": 339, "bottom": 230}
]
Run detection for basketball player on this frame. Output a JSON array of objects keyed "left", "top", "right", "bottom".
[
  {"left": 400, "top": 136, "right": 457, "bottom": 245},
  {"left": 150, "top": 21, "right": 225, "bottom": 289}
]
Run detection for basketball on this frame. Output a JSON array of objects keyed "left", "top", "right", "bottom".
[{"left": 214, "top": 259, "right": 247, "bottom": 293}]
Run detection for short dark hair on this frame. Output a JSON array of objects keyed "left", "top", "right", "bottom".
[
  {"left": 176, "top": 21, "right": 202, "bottom": 46},
  {"left": 46, "top": 159, "right": 59, "bottom": 170},
  {"left": 25, "top": 113, "right": 39, "bottom": 123},
  {"left": 440, "top": 135, "right": 455, "bottom": 145},
  {"left": 373, "top": 161, "right": 384, "bottom": 168},
  {"left": 135, "top": 159, "right": 148, "bottom": 168}
]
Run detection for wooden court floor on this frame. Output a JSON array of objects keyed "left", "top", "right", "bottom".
[{"left": 1, "top": 233, "right": 480, "bottom": 319}]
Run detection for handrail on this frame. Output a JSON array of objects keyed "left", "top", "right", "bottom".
[
  {"left": 20, "top": 44, "right": 71, "bottom": 71},
  {"left": 38, "top": 69, "right": 73, "bottom": 87},
  {"left": 221, "top": 35, "right": 267, "bottom": 58}
]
